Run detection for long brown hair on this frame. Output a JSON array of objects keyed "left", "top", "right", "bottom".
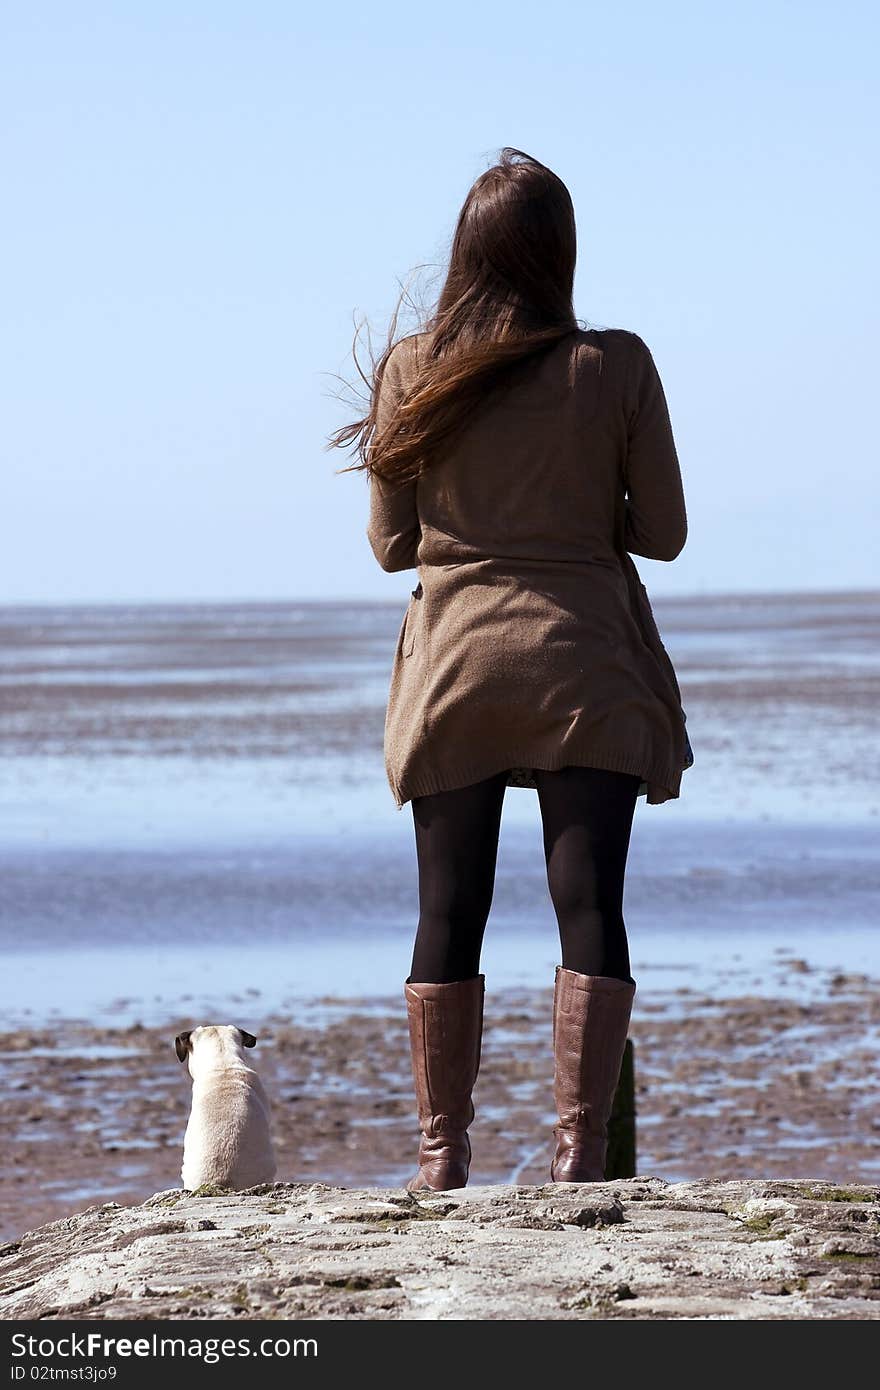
[{"left": 326, "top": 148, "right": 581, "bottom": 486}]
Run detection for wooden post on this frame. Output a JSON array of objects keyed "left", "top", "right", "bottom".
[{"left": 605, "top": 1038, "right": 636, "bottom": 1179}]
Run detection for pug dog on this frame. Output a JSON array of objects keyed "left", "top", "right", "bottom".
[{"left": 175, "top": 1025, "right": 277, "bottom": 1191}]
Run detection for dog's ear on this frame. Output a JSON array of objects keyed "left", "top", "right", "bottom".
[
  {"left": 239, "top": 1029, "right": 257, "bottom": 1049},
  {"left": 174, "top": 1031, "right": 193, "bottom": 1063}
]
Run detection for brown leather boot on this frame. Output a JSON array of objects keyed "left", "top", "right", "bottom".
[
  {"left": 550, "top": 967, "right": 636, "bottom": 1182},
  {"left": 403, "top": 974, "right": 485, "bottom": 1192}
]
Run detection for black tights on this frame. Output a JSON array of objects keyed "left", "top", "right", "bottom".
[{"left": 409, "top": 765, "right": 640, "bottom": 985}]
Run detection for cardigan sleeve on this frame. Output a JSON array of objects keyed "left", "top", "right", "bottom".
[
  {"left": 622, "top": 335, "right": 688, "bottom": 562},
  {"left": 365, "top": 338, "right": 421, "bottom": 573}
]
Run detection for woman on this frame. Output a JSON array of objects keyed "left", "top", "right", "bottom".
[{"left": 328, "top": 147, "right": 691, "bottom": 1193}]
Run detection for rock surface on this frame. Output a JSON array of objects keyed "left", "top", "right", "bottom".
[{"left": 2, "top": 1179, "right": 878, "bottom": 1321}]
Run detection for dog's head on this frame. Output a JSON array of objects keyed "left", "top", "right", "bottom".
[{"left": 174, "top": 1025, "right": 258, "bottom": 1068}]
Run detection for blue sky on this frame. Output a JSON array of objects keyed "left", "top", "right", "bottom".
[{"left": 2, "top": 2, "right": 876, "bottom": 602}]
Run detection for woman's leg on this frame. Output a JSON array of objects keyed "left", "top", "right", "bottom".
[
  {"left": 535, "top": 764, "right": 641, "bottom": 1182},
  {"left": 533, "top": 764, "right": 641, "bottom": 982},
  {"left": 409, "top": 769, "right": 509, "bottom": 983}
]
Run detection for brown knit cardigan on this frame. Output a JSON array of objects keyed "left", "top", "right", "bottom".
[{"left": 366, "top": 327, "right": 691, "bottom": 809}]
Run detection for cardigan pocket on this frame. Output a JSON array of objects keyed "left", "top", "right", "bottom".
[
  {"left": 634, "top": 579, "right": 694, "bottom": 771},
  {"left": 636, "top": 581, "right": 680, "bottom": 694},
  {"left": 403, "top": 580, "right": 422, "bottom": 657}
]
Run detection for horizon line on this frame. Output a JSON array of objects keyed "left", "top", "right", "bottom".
[{"left": 0, "top": 584, "right": 877, "bottom": 610}]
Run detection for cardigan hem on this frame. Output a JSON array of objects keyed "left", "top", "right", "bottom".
[{"left": 388, "top": 743, "right": 682, "bottom": 811}]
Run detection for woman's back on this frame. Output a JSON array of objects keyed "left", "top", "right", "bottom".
[
  {"left": 367, "top": 322, "right": 690, "bottom": 810},
  {"left": 373, "top": 325, "right": 687, "bottom": 577},
  {"left": 415, "top": 327, "right": 613, "bottom": 569}
]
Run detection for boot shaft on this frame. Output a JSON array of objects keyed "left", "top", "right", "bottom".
[
  {"left": 552, "top": 968, "right": 635, "bottom": 1134},
  {"left": 404, "top": 975, "right": 485, "bottom": 1134}
]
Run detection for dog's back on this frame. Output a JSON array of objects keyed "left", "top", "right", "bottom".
[{"left": 177, "top": 1025, "right": 277, "bottom": 1191}]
